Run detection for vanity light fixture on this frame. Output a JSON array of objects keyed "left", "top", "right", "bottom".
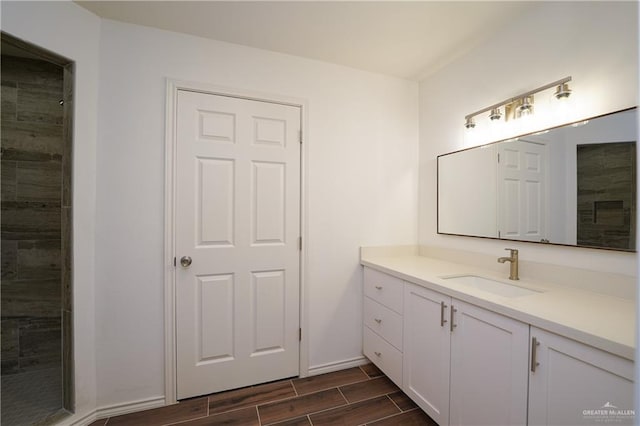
[
  {"left": 464, "top": 116, "right": 476, "bottom": 129},
  {"left": 464, "top": 76, "right": 572, "bottom": 128},
  {"left": 517, "top": 96, "right": 533, "bottom": 116},
  {"left": 554, "top": 82, "right": 572, "bottom": 100}
]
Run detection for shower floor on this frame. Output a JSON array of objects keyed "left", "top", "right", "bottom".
[{"left": 1, "top": 368, "right": 62, "bottom": 426}]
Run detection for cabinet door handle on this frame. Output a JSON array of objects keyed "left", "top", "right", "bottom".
[
  {"left": 531, "top": 337, "right": 540, "bottom": 372},
  {"left": 374, "top": 351, "right": 381, "bottom": 357},
  {"left": 440, "top": 301, "right": 448, "bottom": 327},
  {"left": 450, "top": 305, "right": 457, "bottom": 332},
  {"left": 375, "top": 285, "right": 383, "bottom": 290},
  {"left": 374, "top": 318, "right": 382, "bottom": 324}
]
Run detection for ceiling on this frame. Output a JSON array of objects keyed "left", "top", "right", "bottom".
[{"left": 75, "top": 1, "right": 537, "bottom": 81}]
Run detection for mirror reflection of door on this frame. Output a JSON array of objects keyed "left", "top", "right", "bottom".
[{"left": 497, "top": 141, "right": 548, "bottom": 242}]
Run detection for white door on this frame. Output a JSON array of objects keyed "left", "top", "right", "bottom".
[
  {"left": 449, "top": 299, "right": 529, "bottom": 426},
  {"left": 403, "top": 283, "right": 451, "bottom": 426},
  {"left": 175, "top": 90, "right": 301, "bottom": 399},
  {"left": 497, "top": 140, "right": 547, "bottom": 242},
  {"left": 528, "top": 327, "right": 634, "bottom": 426}
]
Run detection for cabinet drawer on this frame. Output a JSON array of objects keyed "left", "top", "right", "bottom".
[
  {"left": 364, "top": 297, "right": 403, "bottom": 350},
  {"left": 364, "top": 267, "right": 403, "bottom": 314},
  {"left": 364, "top": 326, "right": 403, "bottom": 387}
]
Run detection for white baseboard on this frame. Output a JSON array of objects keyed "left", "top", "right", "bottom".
[
  {"left": 57, "top": 396, "right": 167, "bottom": 426},
  {"left": 55, "top": 410, "right": 96, "bottom": 426},
  {"left": 95, "top": 396, "right": 166, "bottom": 420},
  {"left": 307, "top": 356, "right": 369, "bottom": 376}
]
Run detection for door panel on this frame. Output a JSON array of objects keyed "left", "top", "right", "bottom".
[
  {"left": 176, "top": 90, "right": 301, "bottom": 399},
  {"left": 498, "top": 141, "right": 547, "bottom": 241},
  {"left": 198, "top": 158, "right": 235, "bottom": 246},
  {"left": 197, "top": 274, "right": 234, "bottom": 362},
  {"left": 252, "top": 161, "right": 285, "bottom": 244},
  {"left": 251, "top": 269, "right": 286, "bottom": 354}
]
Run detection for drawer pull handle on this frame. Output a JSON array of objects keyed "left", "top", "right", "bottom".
[
  {"left": 531, "top": 337, "right": 540, "bottom": 372},
  {"left": 374, "top": 318, "right": 382, "bottom": 324},
  {"left": 374, "top": 351, "right": 381, "bottom": 357},
  {"left": 375, "top": 285, "right": 383, "bottom": 290},
  {"left": 440, "top": 301, "right": 448, "bottom": 327},
  {"left": 450, "top": 305, "right": 457, "bottom": 332}
]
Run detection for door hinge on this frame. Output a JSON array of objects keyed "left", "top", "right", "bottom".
[
  {"left": 298, "top": 236, "right": 302, "bottom": 251},
  {"left": 173, "top": 257, "right": 176, "bottom": 267},
  {"left": 498, "top": 230, "right": 501, "bottom": 238},
  {"left": 497, "top": 153, "right": 500, "bottom": 163},
  {"left": 299, "top": 328, "right": 302, "bottom": 341},
  {"left": 299, "top": 130, "right": 303, "bottom": 144}
]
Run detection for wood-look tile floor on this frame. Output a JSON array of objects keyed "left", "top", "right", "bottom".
[{"left": 89, "top": 364, "right": 437, "bottom": 426}]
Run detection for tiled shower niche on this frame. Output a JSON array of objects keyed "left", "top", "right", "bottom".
[{"left": 1, "top": 42, "right": 73, "bottom": 425}]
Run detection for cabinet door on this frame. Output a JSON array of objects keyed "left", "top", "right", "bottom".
[
  {"left": 528, "top": 327, "right": 634, "bottom": 426},
  {"left": 449, "top": 299, "right": 529, "bottom": 426},
  {"left": 403, "top": 284, "right": 451, "bottom": 426}
]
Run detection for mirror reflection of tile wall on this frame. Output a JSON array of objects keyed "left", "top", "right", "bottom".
[{"left": 577, "top": 142, "right": 636, "bottom": 250}]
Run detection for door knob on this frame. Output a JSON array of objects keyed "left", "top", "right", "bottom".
[{"left": 180, "top": 256, "right": 192, "bottom": 267}]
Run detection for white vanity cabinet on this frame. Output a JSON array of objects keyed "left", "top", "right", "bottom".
[
  {"left": 528, "top": 327, "right": 634, "bottom": 426},
  {"left": 403, "top": 282, "right": 529, "bottom": 426},
  {"left": 363, "top": 266, "right": 634, "bottom": 426},
  {"left": 362, "top": 267, "right": 404, "bottom": 386}
]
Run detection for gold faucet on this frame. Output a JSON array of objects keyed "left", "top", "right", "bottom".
[{"left": 497, "top": 248, "right": 519, "bottom": 280}]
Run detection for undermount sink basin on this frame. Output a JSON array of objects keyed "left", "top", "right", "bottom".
[{"left": 441, "top": 275, "right": 541, "bottom": 298}]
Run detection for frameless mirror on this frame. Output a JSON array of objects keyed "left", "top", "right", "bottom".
[{"left": 438, "top": 107, "right": 637, "bottom": 251}]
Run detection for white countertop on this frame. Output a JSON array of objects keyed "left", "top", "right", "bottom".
[{"left": 361, "top": 253, "right": 635, "bottom": 361}]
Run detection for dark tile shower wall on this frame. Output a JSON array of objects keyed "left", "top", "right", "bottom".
[{"left": 1, "top": 55, "right": 67, "bottom": 375}]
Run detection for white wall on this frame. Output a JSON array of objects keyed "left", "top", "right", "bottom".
[
  {"left": 0, "top": 0, "right": 101, "bottom": 422},
  {"left": 95, "top": 20, "right": 418, "bottom": 407},
  {"left": 419, "top": 2, "right": 638, "bottom": 276}
]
